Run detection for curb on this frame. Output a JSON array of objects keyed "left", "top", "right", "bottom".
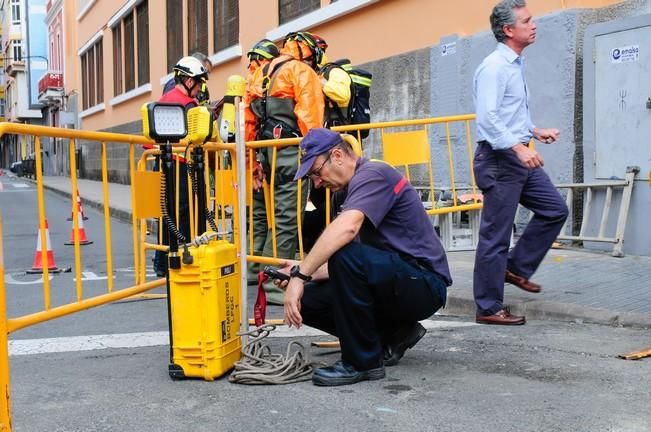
[{"left": 445, "top": 288, "right": 651, "bottom": 329}]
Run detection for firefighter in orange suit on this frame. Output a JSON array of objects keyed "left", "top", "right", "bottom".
[
  {"left": 244, "top": 31, "right": 325, "bottom": 304},
  {"left": 243, "top": 39, "right": 280, "bottom": 282}
]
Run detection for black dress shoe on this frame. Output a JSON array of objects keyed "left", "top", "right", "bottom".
[
  {"left": 312, "top": 360, "right": 385, "bottom": 386},
  {"left": 383, "top": 322, "right": 427, "bottom": 367}
]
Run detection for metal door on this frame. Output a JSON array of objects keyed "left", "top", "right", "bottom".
[{"left": 595, "top": 26, "right": 651, "bottom": 179}]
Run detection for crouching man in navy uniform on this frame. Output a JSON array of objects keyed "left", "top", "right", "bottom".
[{"left": 275, "top": 128, "right": 451, "bottom": 386}]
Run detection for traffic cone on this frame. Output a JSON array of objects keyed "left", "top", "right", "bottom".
[
  {"left": 27, "top": 219, "right": 63, "bottom": 274},
  {"left": 65, "top": 211, "right": 93, "bottom": 245},
  {"left": 67, "top": 191, "right": 88, "bottom": 221}
]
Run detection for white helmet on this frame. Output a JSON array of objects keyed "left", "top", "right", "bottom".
[{"left": 173, "top": 56, "right": 208, "bottom": 80}]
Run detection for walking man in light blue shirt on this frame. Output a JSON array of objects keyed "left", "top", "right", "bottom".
[{"left": 472, "top": 0, "right": 569, "bottom": 325}]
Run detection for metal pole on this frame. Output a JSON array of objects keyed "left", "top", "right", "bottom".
[
  {"left": 194, "top": 146, "right": 207, "bottom": 234},
  {"left": 235, "top": 97, "right": 248, "bottom": 340},
  {"left": 0, "top": 214, "right": 13, "bottom": 431},
  {"left": 163, "top": 142, "right": 179, "bottom": 262}
]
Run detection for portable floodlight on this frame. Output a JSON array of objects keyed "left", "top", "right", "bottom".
[{"left": 141, "top": 102, "right": 188, "bottom": 143}]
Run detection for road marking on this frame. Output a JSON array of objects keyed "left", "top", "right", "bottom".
[
  {"left": 10, "top": 332, "right": 169, "bottom": 356},
  {"left": 8, "top": 320, "right": 476, "bottom": 356},
  {"left": 4, "top": 274, "right": 54, "bottom": 285},
  {"left": 11, "top": 183, "right": 30, "bottom": 188},
  {"left": 73, "top": 271, "right": 114, "bottom": 282}
]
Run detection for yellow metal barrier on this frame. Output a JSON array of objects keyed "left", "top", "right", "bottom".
[
  {"left": 244, "top": 114, "right": 483, "bottom": 269},
  {"left": 333, "top": 114, "right": 482, "bottom": 215},
  {"left": 0, "top": 214, "right": 11, "bottom": 431},
  {"left": 0, "top": 111, "right": 483, "bottom": 430},
  {"left": 0, "top": 123, "right": 175, "bottom": 430}
]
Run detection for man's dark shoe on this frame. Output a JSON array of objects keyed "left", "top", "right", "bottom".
[
  {"left": 505, "top": 270, "right": 541, "bottom": 293},
  {"left": 476, "top": 308, "right": 526, "bottom": 325},
  {"left": 312, "top": 360, "right": 385, "bottom": 386},
  {"left": 383, "top": 322, "right": 427, "bottom": 367}
]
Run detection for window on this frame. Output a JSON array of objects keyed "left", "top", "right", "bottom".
[
  {"left": 166, "top": 0, "right": 183, "bottom": 71},
  {"left": 123, "top": 12, "right": 135, "bottom": 91},
  {"left": 279, "top": 0, "right": 319, "bottom": 25},
  {"left": 213, "top": 0, "right": 238, "bottom": 52},
  {"left": 112, "top": 24, "right": 122, "bottom": 95},
  {"left": 137, "top": 1, "right": 149, "bottom": 86},
  {"left": 188, "top": 0, "right": 208, "bottom": 56},
  {"left": 11, "top": 0, "right": 20, "bottom": 24},
  {"left": 11, "top": 40, "right": 23, "bottom": 62},
  {"left": 0, "top": 99, "right": 5, "bottom": 118},
  {"left": 80, "top": 38, "right": 103, "bottom": 109},
  {"left": 112, "top": 0, "right": 149, "bottom": 95}
]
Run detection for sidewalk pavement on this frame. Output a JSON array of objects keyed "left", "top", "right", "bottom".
[{"left": 22, "top": 174, "right": 651, "bottom": 329}]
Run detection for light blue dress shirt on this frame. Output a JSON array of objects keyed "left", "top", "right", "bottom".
[{"left": 473, "top": 43, "right": 535, "bottom": 150}]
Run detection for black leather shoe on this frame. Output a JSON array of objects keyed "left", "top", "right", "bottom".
[
  {"left": 383, "top": 322, "right": 427, "bottom": 367},
  {"left": 312, "top": 360, "right": 385, "bottom": 386}
]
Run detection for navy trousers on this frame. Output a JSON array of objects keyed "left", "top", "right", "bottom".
[
  {"left": 473, "top": 142, "right": 568, "bottom": 316},
  {"left": 301, "top": 242, "right": 447, "bottom": 370}
]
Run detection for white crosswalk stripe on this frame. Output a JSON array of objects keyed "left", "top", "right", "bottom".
[{"left": 9, "top": 320, "right": 476, "bottom": 356}]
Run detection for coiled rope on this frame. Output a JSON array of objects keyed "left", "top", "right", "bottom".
[{"left": 229, "top": 324, "right": 314, "bottom": 385}]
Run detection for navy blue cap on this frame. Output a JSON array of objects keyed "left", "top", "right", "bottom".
[{"left": 293, "top": 128, "right": 343, "bottom": 181}]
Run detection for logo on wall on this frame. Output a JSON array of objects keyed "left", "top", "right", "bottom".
[
  {"left": 441, "top": 42, "right": 457, "bottom": 57},
  {"left": 611, "top": 45, "right": 639, "bottom": 63}
]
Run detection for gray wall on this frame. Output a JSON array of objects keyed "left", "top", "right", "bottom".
[{"left": 78, "top": 119, "right": 144, "bottom": 184}]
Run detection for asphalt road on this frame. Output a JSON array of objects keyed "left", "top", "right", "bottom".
[
  {"left": 6, "top": 317, "right": 651, "bottom": 432},
  {"left": 0, "top": 174, "right": 167, "bottom": 339}
]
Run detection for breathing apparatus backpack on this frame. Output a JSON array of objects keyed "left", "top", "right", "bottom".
[
  {"left": 251, "top": 58, "right": 302, "bottom": 140},
  {"left": 320, "top": 59, "right": 372, "bottom": 139}
]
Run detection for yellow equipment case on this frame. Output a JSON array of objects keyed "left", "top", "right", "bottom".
[{"left": 167, "top": 239, "right": 241, "bottom": 380}]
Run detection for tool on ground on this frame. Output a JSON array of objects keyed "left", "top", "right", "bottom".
[{"left": 618, "top": 347, "right": 651, "bottom": 360}]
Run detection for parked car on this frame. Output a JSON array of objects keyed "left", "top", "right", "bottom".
[{"left": 9, "top": 160, "right": 23, "bottom": 176}]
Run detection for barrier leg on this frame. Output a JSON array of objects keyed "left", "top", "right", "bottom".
[{"left": 0, "top": 216, "right": 12, "bottom": 431}]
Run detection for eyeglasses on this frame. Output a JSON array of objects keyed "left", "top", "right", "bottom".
[{"left": 307, "top": 151, "right": 332, "bottom": 178}]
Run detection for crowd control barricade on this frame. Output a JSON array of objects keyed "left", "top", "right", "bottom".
[
  {"left": 0, "top": 123, "right": 186, "bottom": 431},
  {"left": 332, "top": 115, "right": 483, "bottom": 217}
]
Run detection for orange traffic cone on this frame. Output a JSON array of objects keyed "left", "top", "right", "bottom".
[
  {"left": 65, "top": 211, "right": 93, "bottom": 245},
  {"left": 27, "top": 219, "right": 63, "bottom": 274},
  {"left": 67, "top": 191, "right": 88, "bottom": 221}
]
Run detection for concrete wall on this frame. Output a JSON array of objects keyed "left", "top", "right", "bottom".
[
  {"left": 364, "top": 10, "right": 579, "bottom": 191},
  {"left": 78, "top": 119, "right": 142, "bottom": 184}
]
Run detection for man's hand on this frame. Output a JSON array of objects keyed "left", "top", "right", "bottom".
[
  {"left": 252, "top": 162, "right": 264, "bottom": 191},
  {"left": 272, "top": 259, "right": 299, "bottom": 289},
  {"left": 284, "top": 278, "right": 305, "bottom": 328},
  {"left": 533, "top": 128, "right": 560, "bottom": 144},
  {"left": 512, "top": 143, "right": 544, "bottom": 169}
]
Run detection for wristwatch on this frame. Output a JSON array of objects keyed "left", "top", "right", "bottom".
[{"left": 290, "top": 265, "right": 312, "bottom": 282}]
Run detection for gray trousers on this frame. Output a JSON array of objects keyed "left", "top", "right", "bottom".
[
  {"left": 250, "top": 146, "right": 308, "bottom": 303},
  {"left": 472, "top": 142, "right": 569, "bottom": 316}
]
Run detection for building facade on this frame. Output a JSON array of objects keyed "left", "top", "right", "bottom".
[
  {"left": 37, "top": 0, "right": 651, "bottom": 255},
  {"left": 1, "top": 0, "right": 47, "bottom": 170}
]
